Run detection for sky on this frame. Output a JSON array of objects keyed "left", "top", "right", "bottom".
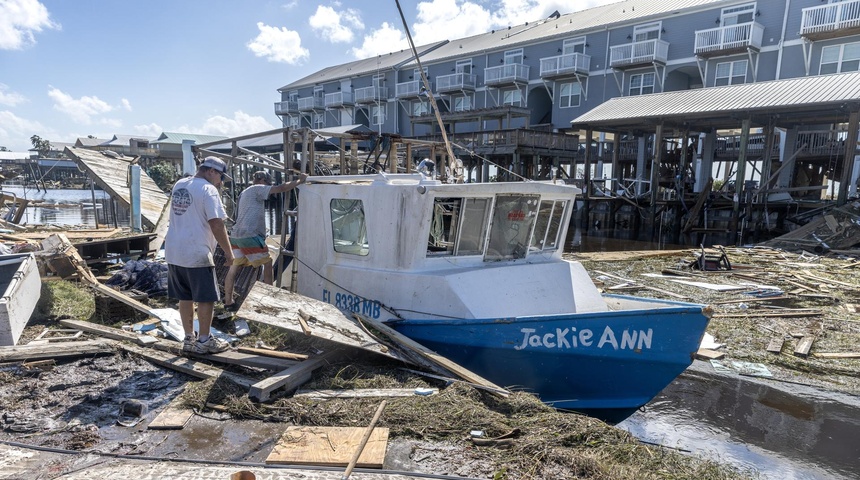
[{"left": 0, "top": 0, "right": 617, "bottom": 153}]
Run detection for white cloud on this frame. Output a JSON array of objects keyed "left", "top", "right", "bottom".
[
  {"left": 0, "top": 110, "right": 48, "bottom": 151},
  {"left": 121, "top": 98, "right": 132, "bottom": 111},
  {"left": 247, "top": 22, "right": 309, "bottom": 64},
  {"left": 195, "top": 111, "right": 276, "bottom": 138},
  {"left": 133, "top": 123, "right": 163, "bottom": 137},
  {"left": 351, "top": 22, "right": 408, "bottom": 59},
  {"left": 47, "top": 87, "right": 114, "bottom": 125},
  {"left": 309, "top": 5, "right": 364, "bottom": 44},
  {"left": 0, "top": 84, "right": 27, "bottom": 106},
  {"left": 281, "top": 0, "right": 299, "bottom": 10},
  {"left": 0, "top": 0, "right": 59, "bottom": 50},
  {"left": 99, "top": 118, "right": 123, "bottom": 129}
]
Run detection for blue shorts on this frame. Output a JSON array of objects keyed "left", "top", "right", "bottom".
[{"left": 167, "top": 264, "right": 220, "bottom": 303}]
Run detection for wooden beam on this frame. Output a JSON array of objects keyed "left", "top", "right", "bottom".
[
  {"left": 0, "top": 340, "right": 114, "bottom": 362},
  {"left": 794, "top": 336, "right": 816, "bottom": 357},
  {"left": 117, "top": 343, "right": 256, "bottom": 388},
  {"left": 59, "top": 319, "right": 157, "bottom": 346},
  {"left": 248, "top": 350, "right": 341, "bottom": 402}
]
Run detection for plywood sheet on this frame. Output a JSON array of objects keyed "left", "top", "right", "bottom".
[
  {"left": 265, "top": 426, "right": 389, "bottom": 467},
  {"left": 148, "top": 406, "right": 193, "bottom": 430}
]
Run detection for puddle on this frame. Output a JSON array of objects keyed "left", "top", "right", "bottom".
[{"left": 618, "top": 363, "right": 860, "bottom": 479}]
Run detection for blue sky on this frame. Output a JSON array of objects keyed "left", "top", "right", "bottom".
[{"left": 0, "top": 0, "right": 614, "bottom": 152}]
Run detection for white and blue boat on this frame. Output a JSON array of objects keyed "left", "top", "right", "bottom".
[{"left": 293, "top": 173, "right": 710, "bottom": 422}]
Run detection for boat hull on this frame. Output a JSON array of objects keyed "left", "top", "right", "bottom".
[{"left": 387, "top": 294, "right": 709, "bottom": 422}]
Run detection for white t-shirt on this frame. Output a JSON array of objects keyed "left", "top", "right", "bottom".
[
  {"left": 164, "top": 176, "right": 227, "bottom": 267},
  {"left": 231, "top": 184, "right": 272, "bottom": 238}
]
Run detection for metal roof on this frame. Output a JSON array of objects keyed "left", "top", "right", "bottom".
[
  {"left": 150, "top": 132, "right": 229, "bottom": 145},
  {"left": 100, "top": 134, "right": 157, "bottom": 146},
  {"left": 403, "top": 0, "right": 732, "bottom": 66},
  {"left": 571, "top": 72, "right": 860, "bottom": 132},
  {"left": 278, "top": 42, "right": 447, "bottom": 91}
]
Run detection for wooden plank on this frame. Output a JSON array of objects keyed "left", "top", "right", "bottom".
[
  {"left": 236, "top": 346, "right": 308, "bottom": 361},
  {"left": 117, "top": 343, "right": 255, "bottom": 388},
  {"left": 149, "top": 342, "right": 297, "bottom": 371},
  {"left": 812, "top": 352, "right": 860, "bottom": 359},
  {"left": 147, "top": 404, "right": 194, "bottom": 430},
  {"left": 355, "top": 313, "right": 509, "bottom": 397},
  {"left": 0, "top": 340, "right": 114, "bottom": 362},
  {"left": 89, "top": 283, "right": 154, "bottom": 316},
  {"left": 695, "top": 348, "right": 725, "bottom": 360},
  {"left": 794, "top": 336, "right": 816, "bottom": 357},
  {"left": 265, "top": 426, "right": 388, "bottom": 467},
  {"left": 59, "top": 319, "right": 158, "bottom": 346},
  {"left": 248, "top": 350, "right": 341, "bottom": 402},
  {"left": 294, "top": 388, "right": 438, "bottom": 399},
  {"left": 824, "top": 214, "right": 840, "bottom": 233},
  {"left": 149, "top": 196, "right": 171, "bottom": 255},
  {"left": 766, "top": 337, "right": 785, "bottom": 354},
  {"left": 297, "top": 309, "right": 313, "bottom": 336}
]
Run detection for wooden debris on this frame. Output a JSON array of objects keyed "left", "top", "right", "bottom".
[
  {"left": 248, "top": 350, "right": 341, "bottom": 402},
  {"left": 116, "top": 342, "right": 255, "bottom": 388},
  {"left": 266, "top": 425, "right": 389, "bottom": 467},
  {"left": 148, "top": 401, "right": 194, "bottom": 430},
  {"left": 294, "top": 388, "right": 438, "bottom": 400},
  {"left": 811, "top": 352, "right": 860, "bottom": 359},
  {"left": 794, "top": 336, "right": 816, "bottom": 357},
  {"left": 695, "top": 348, "right": 725, "bottom": 360},
  {"left": 150, "top": 343, "right": 298, "bottom": 371},
  {"left": 593, "top": 270, "right": 689, "bottom": 299},
  {"left": 0, "top": 340, "right": 114, "bottom": 362},
  {"left": 59, "top": 319, "right": 158, "bottom": 346},
  {"left": 33, "top": 328, "right": 83, "bottom": 342},
  {"left": 342, "top": 400, "right": 387, "bottom": 479},
  {"left": 236, "top": 346, "right": 308, "bottom": 361},
  {"left": 297, "top": 308, "right": 313, "bottom": 336},
  {"left": 766, "top": 337, "right": 785, "bottom": 354}
]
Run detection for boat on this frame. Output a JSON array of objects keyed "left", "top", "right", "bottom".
[
  {"left": 291, "top": 173, "right": 711, "bottom": 422},
  {"left": 0, "top": 253, "right": 41, "bottom": 346}
]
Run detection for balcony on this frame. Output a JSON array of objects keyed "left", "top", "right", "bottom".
[
  {"left": 694, "top": 22, "right": 763, "bottom": 57},
  {"left": 539, "top": 52, "right": 591, "bottom": 78},
  {"left": 274, "top": 100, "right": 298, "bottom": 115},
  {"left": 484, "top": 63, "right": 530, "bottom": 86},
  {"left": 324, "top": 91, "right": 354, "bottom": 108},
  {"left": 297, "top": 96, "right": 324, "bottom": 111},
  {"left": 610, "top": 39, "right": 669, "bottom": 68},
  {"left": 801, "top": 0, "right": 860, "bottom": 40},
  {"left": 354, "top": 86, "right": 389, "bottom": 104},
  {"left": 395, "top": 79, "right": 433, "bottom": 98},
  {"left": 435, "top": 73, "right": 477, "bottom": 93}
]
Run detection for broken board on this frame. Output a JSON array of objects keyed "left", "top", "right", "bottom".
[
  {"left": 265, "top": 426, "right": 388, "bottom": 467},
  {"left": 147, "top": 405, "right": 193, "bottom": 430}
]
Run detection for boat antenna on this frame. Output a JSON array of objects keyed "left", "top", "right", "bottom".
[{"left": 394, "top": 0, "right": 457, "bottom": 174}]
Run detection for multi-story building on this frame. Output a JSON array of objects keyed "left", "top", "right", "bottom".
[{"left": 275, "top": 0, "right": 860, "bottom": 242}]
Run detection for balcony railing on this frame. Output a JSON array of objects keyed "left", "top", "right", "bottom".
[
  {"left": 801, "top": 0, "right": 860, "bottom": 37},
  {"left": 539, "top": 52, "right": 591, "bottom": 78},
  {"left": 324, "top": 91, "right": 354, "bottom": 108},
  {"left": 297, "top": 96, "right": 324, "bottom": 111},
  {"left": 274, "top": 100, "right": 298, "bottom": 115},
  {"left": 484, "top": 63, "right": 530, "bottom": 86},
  {"left": 694, "top": 22, "right": 763, "bottom": 56},
  {"left": 435, "top": 73, "right": 477, "bottom": 92},
  {"left": 609, "top": 39, "right": 669, "bottom": 68},
  {"left": 395, "top": 79, "right": 432, "bottom": 98},
  {"left": 354, "top": 86, "right": 389, "bottom": 103}
]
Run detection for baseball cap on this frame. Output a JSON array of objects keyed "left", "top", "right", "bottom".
[
  {"left": 200, "top": 156, "right": 232, "bottom": 181},
  {"left": 253, "top": 171, "right": 272, "bottom": 183}
]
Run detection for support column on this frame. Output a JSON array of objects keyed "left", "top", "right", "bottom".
[
  {"left": 350, "top": 141, "right": 359, "bottom": 175},
  {"left": 583, "top": 128, "right": 593, "bottom": 232},
  {"left": 778, "top": 127, "right": 798, "bottom": 189},
  {"left": 838, "top": 109, "right": 860, "bottom": 204},
  {"left": 636, "top": 135, "right": 647, "bottom": 196},
  {"left": 697, "top": 132, "right": 715, "bottom": 192},
  {"left": 610, "top": 134, "right": 621, "bottom": 195},
  {"left": 649, "top": 126, "right": 664, "bottom": 242},
  {"left": 731, "top": 118, "right": 752, "bottom": 243}
]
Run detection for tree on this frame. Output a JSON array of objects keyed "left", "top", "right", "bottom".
[
  {"left": 30, "top": 135, "right": 52, "bottom": 157},
  {"left": 146, "top": 161, "right": 177, "bottom": 192}
]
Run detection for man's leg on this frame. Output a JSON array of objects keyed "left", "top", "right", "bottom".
[
  {"left": 178, "top": 299, "right": 195, "bottom": 336},
  {"left": 224, "top": 264, "right": 240, "bottom": 306},
  {"left": 196, "top": 301, "right": 215, "bottom": 339},
  {"left": 262, "top": 259, "right": 274, "bottom": 285}
]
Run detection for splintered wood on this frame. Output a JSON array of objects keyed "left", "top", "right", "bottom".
[{"left": 265, "top": 426, "right": 389, "bottom": 467}]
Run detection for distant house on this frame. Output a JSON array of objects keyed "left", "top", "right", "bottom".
[{"left": 74, "top": 137, "right": 107, "bottom": 148}]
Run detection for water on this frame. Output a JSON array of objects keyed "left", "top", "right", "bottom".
[
  {"left": 0, "top": 185, "right": 129, "bottom": 227},
  {"left": 617, "top": 356, "right": 860, "bottom": 479}
]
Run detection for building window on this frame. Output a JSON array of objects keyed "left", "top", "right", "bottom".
[
  {"left": 563, "top": 37, "right": 586, "bottom": 54},
  {"left": 455, "top": 59, "right": 472, "bottom": 74},
  {"left": 371, "top": 104, "right": 386, "bottom": 125},
  {"left": 453, "top": 95, "right": 472, "bottom": 112},
  {"left": 721, "top": 3, "right": 755, "bottom": 25},
  {"left": 372, "top": 74, "right": 384, "bottom": 89},
  {"left": 502, "top": 89, "right": 522, "bottom": 106},
  {"left": 288, "top": 116, "right": 299, "bottom": 129},
  {"left": 629, "top": 73, "right": 655, "bottom": 95},
  {"left": 313, "top": 113, "right": 324, "bottom": 128},
  {"left": 715, "top": 60, "right": 748, "bottom": 86},
  {"left": 820, "top": 42, "right": 860, "bottom": 74},
  {"left": 559, "top": 82, "right": 581, "bottom": 108},
  {"left": 504, "top": 48, "right": 523, "bottom": 65},
  {"left": 633, "top": 22, "right": 661, "bottom": 42},
  {"left": 412, "top": 100, "right": 430, "bottom": 116},
  {"left": 288, "top": 91, "right": 298, "bottom": 103}
]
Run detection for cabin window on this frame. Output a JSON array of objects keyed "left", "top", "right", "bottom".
[
  {"left": 715, "top": 60, "right": 747, "bottom": 86},
  {"left": 427, "top": 197, "right": 491, "bottom": 257},
  {"left": 485, "top": 194, "right": 539, "bottom": 261},
  {"left": 530, "top": 200, "right": 566, "bottom": 252},
  {"left": 820, "top": 42, "right": 860, "bottom": 74},
  {"left": 330, "top": 199, "right": 369, "bottom": 256},
  {"left": 456, "top": 198, "right": 490, "bottom": 255},
  {"left": 428, "top": 198, "right": 461, "bottom": 256}
]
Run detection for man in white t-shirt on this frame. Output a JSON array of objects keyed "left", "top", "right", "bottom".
[
  {"left": 223, "top": 170, "right": 306, "bottom": 311},
  {"left": 165, "top": 156, "right": 234, "bottom": 354}
]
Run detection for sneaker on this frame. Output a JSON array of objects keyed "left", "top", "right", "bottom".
[
  {"left": 224, "top": 303, "right": 240, "bottom": 312},
  {"left": 181, "top": 333, "right": 197, "bottom": 352},
  {"left": 186, "top": 335, "right": 230, "bottom": 354}
]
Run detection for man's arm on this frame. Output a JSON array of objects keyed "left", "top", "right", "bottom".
[
  {"left": 269, "top": 173, "right": 308, "bottom": 195},
  {"left": 208, "top": 217, "right": 234, "bottom": 266}
]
